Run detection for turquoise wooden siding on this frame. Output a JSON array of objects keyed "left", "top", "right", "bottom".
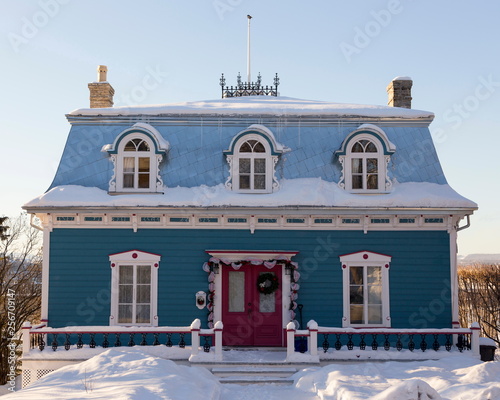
[{"left": 48, "top": 229, "right": 451, "bottom": 330}]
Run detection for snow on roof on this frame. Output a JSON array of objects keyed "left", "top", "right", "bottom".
[
  {"left": 23, "top": 179, "right": 477, "bottom": 210},
  {"left": 68, "top": 96, "right": 434, "bottom": 119}
]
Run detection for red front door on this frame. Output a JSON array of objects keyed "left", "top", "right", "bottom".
[{"left": 222, "top": 263, "right": 283, "bottom": 346}]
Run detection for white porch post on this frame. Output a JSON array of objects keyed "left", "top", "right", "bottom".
[
  {"left": 286, "top": 321, "right": 296, "bottom": 360},
  {"left": 22, "top": 321, "right": 32, "bottom": 355},
  {"left": 190, "top": 319, "right": 201, "bottom": 357},
  {"left": 308, "top": 320, "right": 318, "bottom": 356},
  {"left": 470, "top": 322, "right": 481, "bottom": 358},
  {"left": 449, "top": 225, "right": 460, "bottom": 326},
  {"left": 41, "top": 223, "right": 51, "bottom": 324},
  {"left": 214, "top": 321, "right": 223, "bottom": 361}
]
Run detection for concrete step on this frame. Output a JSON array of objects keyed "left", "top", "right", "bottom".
[
  {"left": 212, "top": 366, "right": 297, "bottom": 378},
  {"left": 218, "top": 376, "right": 295, "bottom": 386}
]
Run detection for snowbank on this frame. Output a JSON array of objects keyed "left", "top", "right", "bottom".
[
  {"left": 294, "top": 356, "right": 500, "bottom": 400},
  {"left": 4, "top": 348, "right": 220, "bottom": 400},
  {"left": 3, "top": 350, "right": 500, "bottom": 399},
  {"left": 68, "top": 96, "right": 434, "bottom": 119},
  {"left": 24, "top": 179, "right": 477, "bottom": 210}
]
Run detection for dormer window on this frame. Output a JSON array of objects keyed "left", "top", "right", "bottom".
[
  {"left": 224, "top": 125, "right": 288, "bottom": 194},
  {"left": 122, "top": 138, "right": 153, "bottom": 190},
  {"left": 336, "top": 124, "right": 396, "bottom": 194},
  {"left": 103, "top": 123, "right": 169, "bottom": 194},
  {"left": 237, "top": 139, "right": 267, "bottom": 190},
  {"left": 350, "top": 139, "right": 379, "bottom": 190}
]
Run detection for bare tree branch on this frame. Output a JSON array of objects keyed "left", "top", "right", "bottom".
[{"left": 0, "top": 213, "right": 42, "bottom": 385}]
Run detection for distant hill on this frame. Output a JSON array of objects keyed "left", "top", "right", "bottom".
[{"left": 458, "top": 254, "right": 500, "bottom": 265}]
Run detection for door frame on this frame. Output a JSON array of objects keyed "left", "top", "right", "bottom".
[{"left": 206, "top": 250, "right": 299, "bottom": 347}]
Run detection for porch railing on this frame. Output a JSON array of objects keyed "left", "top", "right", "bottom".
[
  {"left": 286, "top": 320, "right": 481, "bottom": 362},
  {"left": 22, "top": 319, "right": 223, "bottom": 361}
]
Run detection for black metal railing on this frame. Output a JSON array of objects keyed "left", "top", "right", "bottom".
[
  {"left": 318, "top": 331, "right": 471, "bottom": 353},
  {"left": 31, "top": 330, "right": 195, "bottom": 352},
  {"left": 220, "top": 73, "right": 279, "bottom": 98}
]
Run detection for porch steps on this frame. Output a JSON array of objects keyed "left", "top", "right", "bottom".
[{"left": 211, "top": 365, "right": 298, "bottom": 385}]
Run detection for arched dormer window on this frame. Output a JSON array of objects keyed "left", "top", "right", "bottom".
[
  {"left": 102, "top": 123, "right": 169, "bottom": 193},
  {"left": 223, "top": 125, "right": 288, "bottom": 194},
  {"left": 335, "top": 124, "right": 395, "bottom": 193}
]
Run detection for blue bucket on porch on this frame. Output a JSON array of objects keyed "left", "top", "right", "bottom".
[{"left": 294, "top": 304, "right": 307, "bottom": 353}]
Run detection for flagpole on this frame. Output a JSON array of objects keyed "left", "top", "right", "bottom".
[{"left": 247, "top": 15, "right": 252, "bottom": 83}]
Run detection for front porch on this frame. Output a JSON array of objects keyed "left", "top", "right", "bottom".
[{"left": 20, "top": 319, "right": 481, "bottom": 388}]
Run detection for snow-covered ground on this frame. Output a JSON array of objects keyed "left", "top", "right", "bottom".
[{"left": 1, "top": 349, "right": 499, "bottom": 399}]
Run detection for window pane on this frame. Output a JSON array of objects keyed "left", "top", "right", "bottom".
[
  {"left": 239, "top": 142, "right": 252, "bottom": 152},
  {"left": 138, "top": 174, "right": 150, "bottom": 188},
  {"left": 350, "top": 305, "right": 364, "bottom": 324},
  {"left": 123, "top": 174, "right": 134, "bottom": 188},
  {"left": 136, "top": 284, "right": 151, "bottom": 303},
  {"left": 119, "top": 265, "right": 133, "bottom": 284},
  {"left": 368, "top": 286, "right": 382, "bottom": 304},
  {"left": 253, "top": 142, "right": 266, "bottom": 153},
  {"left": 137, "top": 140, "right": 150, "bottom": 151},
  {"left": 254, "top": 174, "right": 266, "bottom": 190},
  {"left": 138, "top": 158, "right": 150, "bottom": 172},
  {"left": 367, "top": 267, "right": 381, "bottom": 284},
  {"left": 350, "top": 267, "right": 363, "bottom": 285},
  {"left": 118, "top": 305, "right": 132, "bottom": 323},
  {"left": 368, "top": 305, "right": 382, "bottom": 324},
  {"left": 352, "top": 142, "right": 363, "bottom": 153},
  {"left": 137, "top": 266, "right": 151, "bottom": 284},
  {"left": 260, "top": 292, "right": 275, "bottom": 313},
  {"left": 119, "top": 284, "right": 133, "bottom": 303},
  {"left": 254, "top": 158, "right": 266, "bottom": 173},
  {"left": 124, "top": 140, "right": 136, "bottom": 151},
  {"left": 367, "top": 158, "right": 378, "bottom": 173},
  {"left": 352, "top": 158, "right": 363, "bottom": 173},
  {"left": 239, "top": 158, "right": 251, "bottom": 173},
  {"left": 123, "top": 158, "right": 135, "bottom": 173},
  {"left": 367, "top": 174, "right": 378, "bottom": 189},
  {"left": 136, "top": 305, "right": 150, "bottom": 324},
  {"left": 259, "top": 272, "right": 276, "bottom": 312},
  {"left": 228, "top": 271, "right": 245, "bottom": 312},
  {"left": 352, "top": 175, "right": 362, "bottom": 189},
  {"left": 350, "top": 286, "right": 364, "bottom": 304},
  {"left": 239, "top": 175, "right": 250, "bottom": 189},
  {"left": 366, "top": 142, "right": 377, "bottom": 153}
]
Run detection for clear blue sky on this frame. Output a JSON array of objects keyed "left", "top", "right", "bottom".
[{"left": 1, "top": 0, "right": 499, "bottom": 256}]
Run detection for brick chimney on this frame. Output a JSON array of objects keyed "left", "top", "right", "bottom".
[
  {"left": 88, "top": 65, "right": 115, "bottom": 108},
  {"left": 386, "top": 77, "right": 412, "bottom": 109}
]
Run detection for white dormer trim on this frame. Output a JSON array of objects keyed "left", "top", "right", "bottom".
[
  {"left": 103, "top": 123, "right": 169, "bottom": 194},
  {"left": 223, "top": 125, "right": 288, "bottom": 194},
  {"left": 336, "top": 124, "right": 395, "bottom": 194}
]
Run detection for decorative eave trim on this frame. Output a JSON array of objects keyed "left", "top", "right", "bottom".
[
  {"left": 339, "top": 250, "right": 392, "bottom": 262},
  {"left": 206, "top": 250, "right": 298, "bottom": 262},
  {"left": 335, "top": 124, "right": 396, "bottom": 156},
  {"left": 109, "top": 249, "right": 161, "bottom": 262},
  {"left": 66, "top": 114, "right": 435, "bottom": 127},
  {"left": 223, "top": 124, "right": 289, "bottom": 156},
  {"left": 23, "top": 206, "right": 478, "bottom": 214},
  {"left": 102, "top": 122, "right": 169, "bottom": 155}
]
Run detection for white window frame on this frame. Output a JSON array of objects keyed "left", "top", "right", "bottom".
[
  {"left": 336, "top": 125, "right": 395, "bottom": 194},
  {"left": 103, "top": 123, "right": 169, "bottom": 194},
  {"left": 344, "top": 134, "right": 387, "bottom": 193},
  {"left": 340, "top": 251, "right": 391, "bottom": 328},
  {"left": 230, "top": 134, "right": 276, "bottom": 193},
  {"left": 109, "top": 250, "right": 160, "bottom": 326},
  {"left": 114, "top": 134, "right": 160, "bottom": 193},
  {"left": 224, "top": 125, "right": 287, "bottom": 194}
]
